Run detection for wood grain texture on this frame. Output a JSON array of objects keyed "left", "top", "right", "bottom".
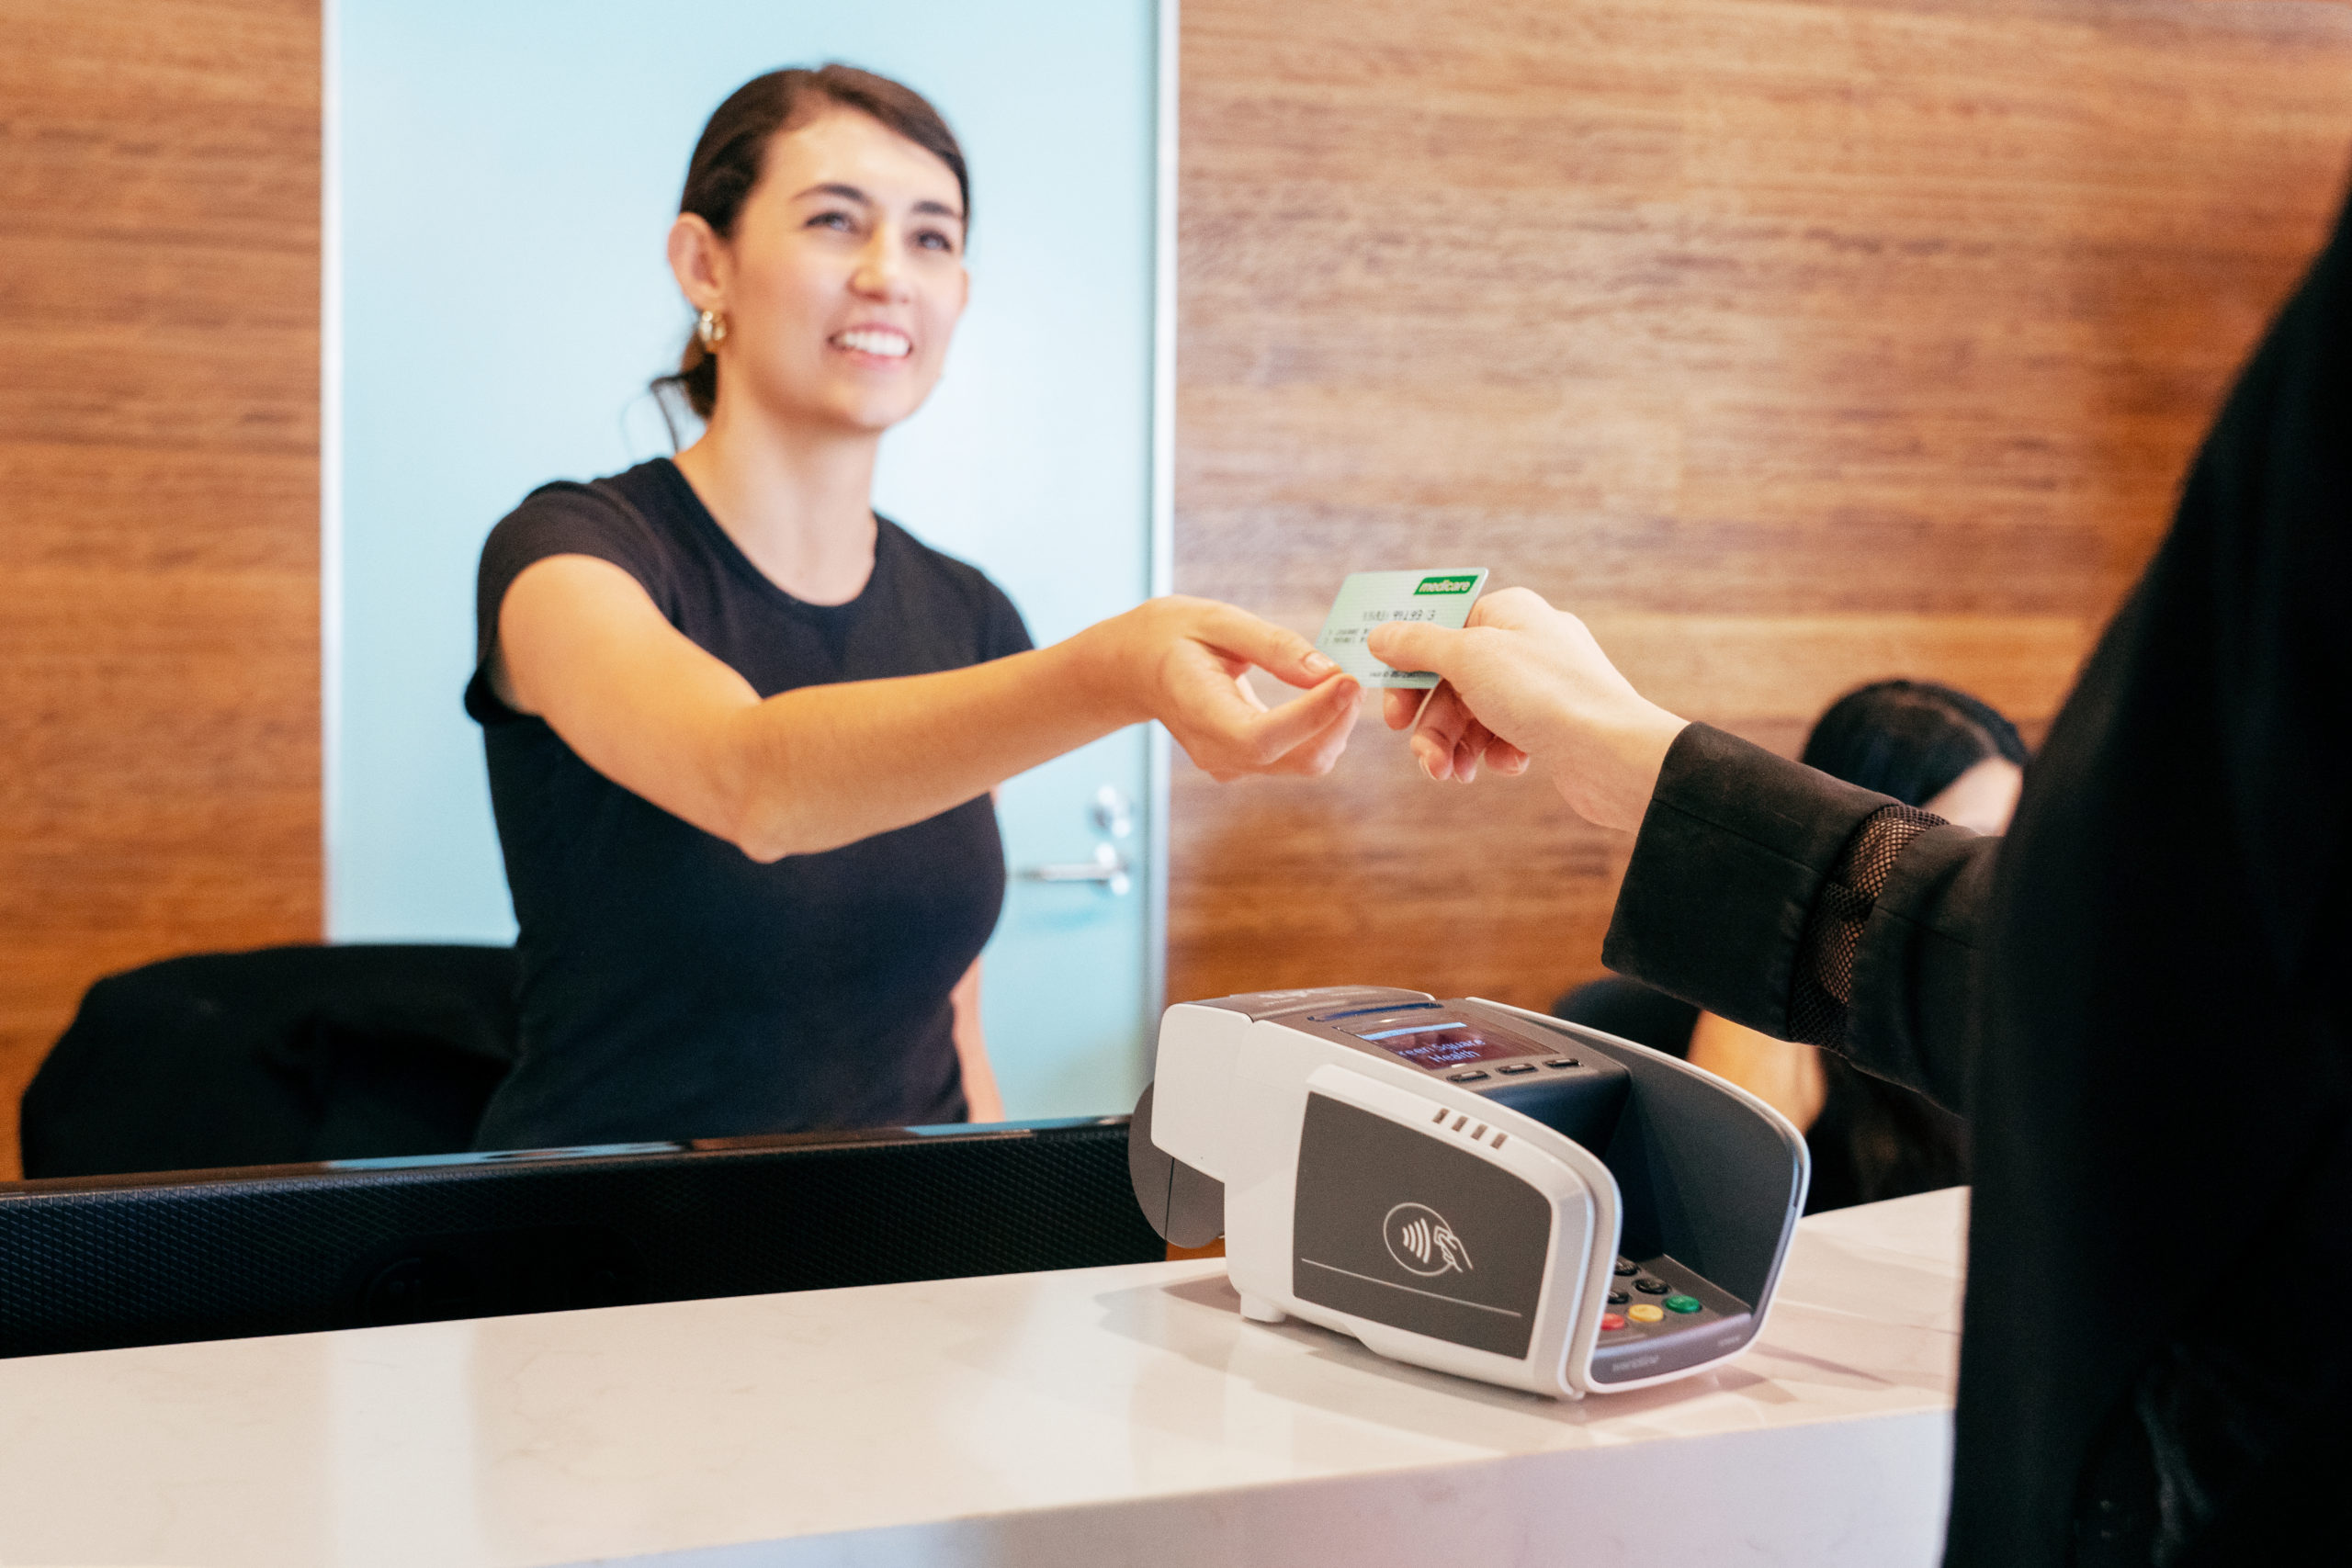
[
  {"left": 1170, "top": 0, "right": 2352, "bottom": 1011},
  {"left": 0, "top": 0, "right": 322, "bottom": 1178}
]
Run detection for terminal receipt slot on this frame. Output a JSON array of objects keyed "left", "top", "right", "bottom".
[{"left": 1128, "top": 987, "right": 1810, "bottom": 1397}]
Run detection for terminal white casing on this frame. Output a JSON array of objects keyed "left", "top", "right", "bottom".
[{"left": 1143, "top": 988, "right": 1805, "bottom": 1400}]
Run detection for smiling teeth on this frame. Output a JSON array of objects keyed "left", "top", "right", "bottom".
[{"left": 836, "top": 330, "right": 910, "bottom": 358}]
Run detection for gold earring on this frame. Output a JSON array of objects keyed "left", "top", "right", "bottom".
[{"left": 696, "top": 308, "right": 728, "bottom": 350}]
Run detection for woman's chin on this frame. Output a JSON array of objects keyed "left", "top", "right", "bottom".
[
  {"left": 743, "top": 393, "right": 920, "bottom": 438},
  {"left": 830, "top": 389, "right": 934, "bottom": 434}
]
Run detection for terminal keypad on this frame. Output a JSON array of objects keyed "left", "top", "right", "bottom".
[{"left": 1592, "top": 1254, "right": 1743, "bottom": 1355}]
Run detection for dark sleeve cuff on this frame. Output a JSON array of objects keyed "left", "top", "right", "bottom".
[{"left": 1600, "top": 722, "right": 1892, "bottom": 1038}]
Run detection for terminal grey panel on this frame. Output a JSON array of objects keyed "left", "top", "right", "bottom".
[{"left": 1291, "top": 1093, "right": 1548, "bottom": 1359}]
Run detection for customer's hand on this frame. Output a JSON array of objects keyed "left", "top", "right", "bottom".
[
  {"left": 1086, "top": 596, "right": 1361, "bottom": 780},
  {"left": 1366, "top": 587, "right": 1687, "bottom": 831}
]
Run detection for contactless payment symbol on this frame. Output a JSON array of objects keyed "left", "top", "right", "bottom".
[{"left": 1384, "top": 1201, "right": 1473, "bottom": 1278}]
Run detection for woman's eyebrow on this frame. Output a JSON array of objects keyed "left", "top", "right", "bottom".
[{"left": 793, "top": 181, "right": 873, "bottom": 206}]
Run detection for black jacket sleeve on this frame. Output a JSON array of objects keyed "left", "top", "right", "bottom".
[{"left": 1600, "top": 721, "right": 1999, "bottom": 1117}]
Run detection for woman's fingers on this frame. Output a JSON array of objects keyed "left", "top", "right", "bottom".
[
  {"left": 1263, "top": 688, "right": 1363, "bottom": 777},
  {"left": 1233, "top": 672, "right": 1361, "bottom": 766},
  {"left": 1170, "top": 661, "right": 1361, "bottom": 777},
  {"left": 1137, "top": 598, "right": 1366, "bottom": 779},
  {"left": 1193, "top": 600, "right": 1341, "bottom": 691}
]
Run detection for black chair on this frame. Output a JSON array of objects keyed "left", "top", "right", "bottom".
[
  {"left": 1555, "top": 973, "right": 1967, "bottom": 1213},
  {"left": 19, "top": 944, "right": 521, "bottom": 1179},
  {"left": 1554, "top": 975, "right": 1700, "bottom": 1058}
]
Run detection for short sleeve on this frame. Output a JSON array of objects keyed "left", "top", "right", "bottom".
[
  {"left": 976, "top": 574, "right": 1035, "bottom": 663},
  {"left": 464, "top": 480, "right": 674, "bottom": 725}
]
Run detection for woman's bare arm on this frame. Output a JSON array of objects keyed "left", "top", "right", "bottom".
[
  {"left": 490, "top": 555, "right": 1359, "bottom": 862},
  {"left": 947, "top": 958, "right": 1003, "bottom": 1122}
]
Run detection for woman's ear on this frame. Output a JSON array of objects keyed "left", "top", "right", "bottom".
[{"left": 667, "top": 212, "right": 728, "bottom": 312}]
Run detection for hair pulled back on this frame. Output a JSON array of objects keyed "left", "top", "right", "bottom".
[
  {"left": 657, "top": 63, "right": 968, "bottom": 423},
  {"left": 1800, "top": 679, "right": 2030, "bottom": 809}
]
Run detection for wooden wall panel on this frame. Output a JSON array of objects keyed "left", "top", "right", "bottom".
[
  {"left": 1170, "top": 0, "right": 2352, "bottom": 1010},
  {"left": 0, "top": 0, "right": 321, "bottom": 1178}
]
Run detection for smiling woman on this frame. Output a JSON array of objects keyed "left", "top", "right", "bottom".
[
  {"left": 659, "top": 67, "right": 971, "bottom": 442},
  {"left": 465, "top": 65, "right": 1363, "bottom": 1152}
]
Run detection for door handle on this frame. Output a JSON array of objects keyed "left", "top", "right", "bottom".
[{"left": 1020, "top": 840, "right": 1133, "bottom": 897}]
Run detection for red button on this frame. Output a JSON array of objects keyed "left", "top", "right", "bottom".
[{"left": 1600, "top": 1313, "right": 1627, "bottom": 1332}]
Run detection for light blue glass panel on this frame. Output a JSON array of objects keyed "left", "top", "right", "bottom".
[{"left": 332, "top": 0, "right": 1158, "bottom": 1115}]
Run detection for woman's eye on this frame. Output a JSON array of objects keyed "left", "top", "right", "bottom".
[
  {"left": 807, "top": 210, "right": 854, "bottom": 231},
  {"left": 914, "top": 229, "right": 956, "bottom": 253}
]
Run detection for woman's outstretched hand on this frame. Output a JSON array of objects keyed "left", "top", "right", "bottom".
[
  {"left": 1365, "top": 587, "right": 1688, "bottom": 832},
  {"left": 1084, "top": 596, "right": 1362, "bottom": 780}
]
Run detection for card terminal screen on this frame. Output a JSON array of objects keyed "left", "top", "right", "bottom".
[{"left": 1348, "top": 1020, "right": 1541, "bottom": 1069}]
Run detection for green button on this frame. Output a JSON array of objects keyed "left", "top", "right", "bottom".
[{"left": 1664, "top": 1293, "right": 1702, "bottom": 1314}]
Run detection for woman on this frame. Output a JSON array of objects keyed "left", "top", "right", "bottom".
[
  {"left": 1367, "top": 189, "right": 2351, "bottom": 1564},
  {"left": 1559, "top": 679, "right": 2026, "bottom": 1211},
  {"left": 464, "top": 66, "right": 1359, "bottom": 1150}
]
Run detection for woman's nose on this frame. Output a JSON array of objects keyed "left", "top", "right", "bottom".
[{"left": 852, "top": 231, "right": 912, "bottom": 301}]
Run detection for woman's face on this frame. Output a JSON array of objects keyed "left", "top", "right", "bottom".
[
  {"left": 674, "top": 107, "right": 968, "bottom": 434},
  {"left": 1923, "top": 755, "right": 2024, "bottom": 835}
]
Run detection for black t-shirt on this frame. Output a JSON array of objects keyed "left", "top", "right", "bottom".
[{"left": 463, "top": 458, "right": 1033, "bottom": 1149}]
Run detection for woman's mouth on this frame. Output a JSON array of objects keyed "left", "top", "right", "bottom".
[{"left": 832, "top": 328, "right": 912, "bottom": 360}]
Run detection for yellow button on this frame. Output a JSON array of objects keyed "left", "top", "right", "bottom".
[{"left": 1628, "top": 1303, "right": 1665, "bottom": 1324}]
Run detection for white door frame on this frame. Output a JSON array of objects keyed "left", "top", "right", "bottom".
[{"left": 1146, "top": 0, "right": 1179, "bottom": 1020}]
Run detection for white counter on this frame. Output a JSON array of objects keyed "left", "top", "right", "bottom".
[{"left": 0, "top": 1188, "right": 1965, "bottom": 1568}]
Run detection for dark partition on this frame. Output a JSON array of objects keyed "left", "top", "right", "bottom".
[{"left": 0, "top": 1117, "right": 1160, "bottom": 1359}]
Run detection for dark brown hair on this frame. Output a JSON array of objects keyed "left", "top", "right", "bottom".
[
  {"left": 656, "top": 63, "right": 969, "bottom": 424},
  {"left": 1800, "top": 679, "right": 2030, "bottom": 809}
]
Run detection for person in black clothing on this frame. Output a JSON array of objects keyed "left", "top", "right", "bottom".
[
  {"left": 467, "top": 67, "right": 1362, "bottom": 1152},
  {"left": 1559, "top": 679, "right": 2028, "bottom": 1212},
  {"left": 1368, "top": 186, "right": 2351, "bottom": 1565}
]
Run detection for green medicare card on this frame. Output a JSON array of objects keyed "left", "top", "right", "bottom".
[{"left": 1314, "top": 569, "right": 1489, "bottom": 689}]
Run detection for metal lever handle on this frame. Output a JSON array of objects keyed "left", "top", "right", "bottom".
[{"left": 1020, "top": 840, "right": 1133, "bottom": 897}]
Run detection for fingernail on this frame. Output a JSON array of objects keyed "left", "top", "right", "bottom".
[{"left": 1304, "top": 651, "right": 1338, "bottom": 676}]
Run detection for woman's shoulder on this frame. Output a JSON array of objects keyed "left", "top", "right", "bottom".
[
  {"left": 494, "top": 461, "right": 673, "bottom": 542},
  {"left": 873, "top": 518, "right": 1034, "bottom": 659},
  {"left": 483, "top": 462, "right": 683, "bottom": 578},
  {"left": 474, "top": 461, "right": 695, "bottom": 649},
  {"left": 873, "top": 516, "right": 996, "bottom": 596}
]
